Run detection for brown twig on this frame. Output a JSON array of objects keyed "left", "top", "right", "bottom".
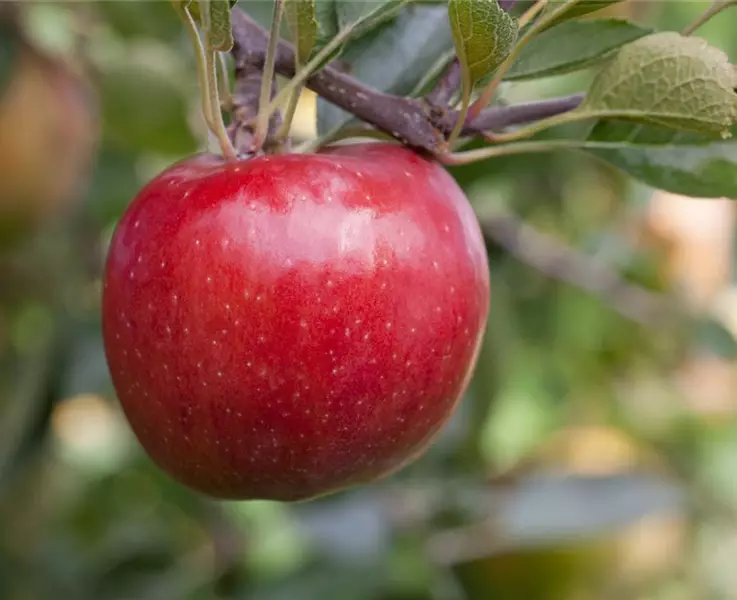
[
  {"left": 229, "top": 8, "right": 582, "bottom": 153},
  {"left": 231, "top": 9, "right": 442, "bottom": 151},
  {"left": 461, "top": 94, "right": 584, "bottom": 136},
  {"left": 425, "top": 58, "right": 461, "bottom": 108}
]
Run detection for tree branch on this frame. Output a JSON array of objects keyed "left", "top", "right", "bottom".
[
  {"left": 480, "top": 212, "right": 679, "bottom": 327},
  {"left": 425, "top": 59, "right": 461, "bottom": 107},
  {"left": 231, "top": 8, "right": 444, "bottom": 151},
  {"left": 462, "top": 94, "right": 584, "bottom": 136},
  {"left": 229, "top": 8, "right": 582, "bottom": 153}
]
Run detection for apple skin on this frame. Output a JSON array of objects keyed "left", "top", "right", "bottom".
[{"left": 102, "top": 142, "right": 490, "bottom": 501}]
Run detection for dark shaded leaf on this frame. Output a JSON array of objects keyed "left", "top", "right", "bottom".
[
  {"left": 585, "top": 121, "right": 737, "bottom": 199},
  {"left": 505, "top": 19, "right": 651, "bottom": 81},
  {"left": 285, "top": 0, "right": 318, "bottom": 67},
  {"left": 694, "top": 318, "right": 737, "bottom": 359},
  {"left": 317, "top": 4, "right": 453, "bottom": 134}
]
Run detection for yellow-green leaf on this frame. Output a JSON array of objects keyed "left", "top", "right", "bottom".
[
  {"left": 178, "top": 0, "right": 237, "bottom": 24},
  {"left": 285, "top": 0, "right": 318, "bottom": 67},
  {"left": 448, "top": 0, "right": 518, "bottom": 89},
  {"left": 201, "top": 0, "right": 235, "bottom": 51},
  {"left": 578, "top": 32, "right": 737, "bottom": 137}
]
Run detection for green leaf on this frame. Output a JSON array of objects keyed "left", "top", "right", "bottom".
[
  {"left": 583, "top": 121, "right": 737, "bottom": 199},
  {"left": 545, "top": 0, "right": 626, "bottom": 27},
  {"left": 337, "top": 0, "right": 407, "bottom": 38},
  {"left": 316, "top": 4, "right": 454, "bottom": 135},
  {"left": 694, "top": 318, "right": 737, "bottom": 359},
  {"left": 179, "top": 0, "right": 237, "bottom": 25},
  {"left": 448, "top": 0, "right": 518, "bottom": 90},
  {"left": 504, "top": 19, "right": 652, "bottom": 81},
  {"left": 576, "top": 32, "right": 737, "bottom": 137},
  {"left": 311, "top": 0, "right": 405, "bottom": 59},
  {"left": 313, "top": 0, "right": 339, "bottom": 53},
  {"left": 208, "top": 0, "right": 236, "bottom": 51},
  {"left": 285, "top": 0, "right": 318, "bottom": 67},
  {"left": 337, "top": 0, "right": 389, "bottom": 29},
  {"left": 190, "top": 0, "right": 237, "bottom": 52}
]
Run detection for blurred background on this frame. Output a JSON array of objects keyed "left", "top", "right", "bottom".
[{"left": 1, "top": 1, "right": 737, "bottom": 598}]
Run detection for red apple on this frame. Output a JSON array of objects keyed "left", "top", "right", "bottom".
[{"left": 102, "top": 142, "right": 490, "bottom": 501}]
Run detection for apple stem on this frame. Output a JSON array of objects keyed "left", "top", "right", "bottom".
[
  {"left": 204, "top": 43, "right": 238, "bottom": 161},
  {"left": 253, "top": 0, "right": 286, "bottom": 152}
]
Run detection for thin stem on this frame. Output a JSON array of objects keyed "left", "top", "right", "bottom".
[
  {"left": 468, "top": 0, "right": 582, "bottom": 121},
  {"left": 447, "top": 88, "right": 470, "bottom": 147},
  {"left": 253, "top": 0, "right": 286, "bottom": 151},
  {"left": 440, "top": 138, "right": 585, "bottom": 165},
  {"left": 483, "top": 109, "right": 583, "bottom": 142},
  {"left": 682, "top": 0, "right": 737, "bottom": 35},
  {"left": 180, "top": 5, "right": 215, "bottom": 130},
  {"left": 517, "top": 0, "right": 547, "bottom": 28},
  {"left": 205, "top": 45, "right": 238, "bottom": 160}
]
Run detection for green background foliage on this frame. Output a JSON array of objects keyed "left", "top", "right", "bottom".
[{"left": 2, "top": 2, "right": 737, "bottom": 599}]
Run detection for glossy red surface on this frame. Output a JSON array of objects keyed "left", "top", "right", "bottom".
[{"left": 102, "top": 142, "right": 490, "bottom": 501}]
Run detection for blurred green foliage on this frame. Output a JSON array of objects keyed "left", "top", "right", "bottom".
[{"left": 2, "top": 2, "right": 737, "bottom": 599}]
